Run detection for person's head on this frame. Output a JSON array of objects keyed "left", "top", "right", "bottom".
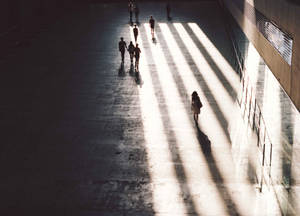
[
  {"left": 192, "top": 91, "right": 198, "bottom": 98},
  {"left": 120, "top": 37, "right": 124, "bottom": 41},
  {"left": 136, "top": 43, "right": 139, "bottom": 47},
  {"left": 134, "top": 24, "right": 137, "bottom": 27},
  {"left": 150, "top": 16, "right": 153, "bottom": 19},
  {"left": 130, "top": 41, "right": 133, "bottom": 45}
]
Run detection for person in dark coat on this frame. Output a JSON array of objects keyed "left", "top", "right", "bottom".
[
  {"left": 134, "top": 4, "right": 139, "bottom": 23},
  {"left": 149, "top": 16, "right": 155, "bottom": 39},
  {"left": 191, "top": 91, "right": 202, "bottom": 122},
  {"left": 128, "top": 41, "right": 135, "bottom": 63},
  {"left": 128, "top": 1, "right": 134, "bottom": 23},
  {"left": 134, "top": 43, "right": 141, "bottom": 71},
  {"left": 119, "top": 37, "right": 127, "bottom": 62},
  {"left": 166, "top": 3, "right": 171, "bottom": 20},
  {"left": 133, "top": 25, "right": 139, "bottom": 42}
]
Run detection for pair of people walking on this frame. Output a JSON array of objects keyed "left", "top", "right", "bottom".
[
  {"left": 128, "top": 0, "right": 139, "bottom": 24},
  {"left": 128, "top": 41, "right": 141, "bottom": 71},
  {"left": 119, "top": 37, "right": 141, "bottom": 71}
]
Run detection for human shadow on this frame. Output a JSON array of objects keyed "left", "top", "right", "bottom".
[
  {"left": 166, "top": 24, "right": 231, "bottom": 143},
  {"left": 195, "top": 124, "right": 211, "bottom": 155},
  {"left": 153, "top": 24, "right": 242, "bottom": 215},
  {"left": 152, "top": 37, "right": 157, "bottom": 44},
  {"left": 128, "top": 63, "right": 135, "bottom": 76},
  {"left": 118, "top": 62, "right": 125, "bottom": 77},
  {"left": 194, "top": 124, "right": 242, "bottom": 215},
  {"left": 135, "top": 70, "right": 143, "bottom": 87},
  {"left": 139, "top": 25, "right": 200, "bottom": 215}
]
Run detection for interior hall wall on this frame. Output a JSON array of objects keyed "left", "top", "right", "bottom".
[{"left": 222, "top": 0, "right": 300, "bottom": 110}]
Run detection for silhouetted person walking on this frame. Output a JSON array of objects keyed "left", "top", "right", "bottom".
[
  {"left": 128, "top": 41, "right": 135, "bottom": 63},
  {"left": 133, "top": 25, "right": 139, "bottom": 42},
  {"left": 119, "top": 37, "right": 127, "bottom": 62},
  {"left": 128, "top": 1, "right": 134, "bottom": 24},
  {"left": 134, "top": 43, "right": 141, "bottom": 71},
  {"left": 149, "top": 16, "right": 155, "bottom": 39},
  {"left": 134, "top": 4, "right": 139, "bottom": 23},
  {"left": 166, "top": 3, "right": 171, "bottom": 20},
  {"left": 191, "top": 91, "right": 202, "bottom": 122}
]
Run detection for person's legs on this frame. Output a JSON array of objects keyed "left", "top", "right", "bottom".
[
  {"left": 134, "top": 34, "right": 137, "bottom": 42},
  {"left": 130, "top": 53, "right": 133, "bottom": 63},
  {"left": 135, "top": 58, "right": 139, "bottom": 70},
  {"left": 130, "top": 11, "right": 132, "bottom": 22},
  {"left": 121, "top": 51, "right": 125, "bottom": 62}
]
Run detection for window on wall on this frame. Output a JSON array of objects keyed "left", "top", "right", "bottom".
[
  {"left": 232, "top": 0, "right": 293, "bottom": 65},
  {"left": 258, "top": 20, "right": 293, "bottom": 66}
]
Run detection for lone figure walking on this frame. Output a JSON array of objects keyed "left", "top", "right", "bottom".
[
  {"left": 119, "top": 37, "right": 127, "bottom": 62},
  {"left": 149, "top": 16, "right": 155, "bottom": 39},
  {"left": 166, "top": 3, "right": 171, "bottom": 20},
  {"left": 133, "top": 25, "right": 139, "bottom": 43},
  {"left": 134, "top": 43, "right": 141, "bottom": 71},
  {"left": 191, "top": 91, "right": 202, "bottom": 122}
]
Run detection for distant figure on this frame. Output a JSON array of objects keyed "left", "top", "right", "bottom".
[
  {"left": 191, "top": 91, "right": 202, "bottom": 122},
  {"left": 134, "top": 43, "right": 141, "bottom": 71},
  {"left": 166, "top": 3, "right": 171, "bottom": 20},
  {"left": 134, "top": 4, "right": 139, "bottom": 23},
  {"left": 119, "top": 37, "right": 127, "bottom": 62},
  {"left": 128, "top": 1, "right": 134, "bottom": 23},
  {"left": 149, "top": 16, "right": 155, "bottom": 39},
  {"left": 128, "top": 41, "right": 135, "bottom": 63},
  {"left": 133, "top": 25, "right": 139, "bottom": 42}
]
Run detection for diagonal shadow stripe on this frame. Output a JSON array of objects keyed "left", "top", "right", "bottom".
[
  {"left": 155, "top": 24, "right": 241, "bottom": 216},
  {"left": 164, "top": 22, "right": 259, "bottom": 186},
  {"left": 167, "top": 23, "right": 231, "bottom": 143},
  {"left": 137, "top": 26, "right": 201, "bottom": 216},
  {"left": 183, "top": 23, "right": 238, "bottom": 101}
]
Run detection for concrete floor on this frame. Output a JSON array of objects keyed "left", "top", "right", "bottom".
[{"left": 0, "top": 1, "right": 293, "bottom": 215}]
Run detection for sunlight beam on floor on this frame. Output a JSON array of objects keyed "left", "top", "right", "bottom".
[
  {"left": 143, "top": 23, "right": 229, "bottom": 215},
  {"left": 158, "top": 21, "right": 255, "bottom": 212},
  {"left": 129, "top": 26, "right": 186, "bottom": 215},
  {"left": 159, "top": 23, "right": 230, "bottom": 148},
  {"left": 188, "top": 23, "right": 240, "bottom": 92},
  {"left": 173, "top": 23, "right": 235, "bottom": 124}
]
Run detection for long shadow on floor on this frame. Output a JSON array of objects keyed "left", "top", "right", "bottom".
[
  {"left": 182, "top": 23, "right": 238, "bottom": 101},
  {"left": 138, "top": 26, "right": 201, "bottom": 216},
  {"left": 166, "top": 23, "right": 232, "bottom": 143},
  {"left": 142, "top": 24, "right": 241, "bottom": 216}
]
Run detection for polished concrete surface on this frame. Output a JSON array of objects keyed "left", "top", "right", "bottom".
[{"left": 0, "top": 1, "right": 298, "bottom": 215}]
